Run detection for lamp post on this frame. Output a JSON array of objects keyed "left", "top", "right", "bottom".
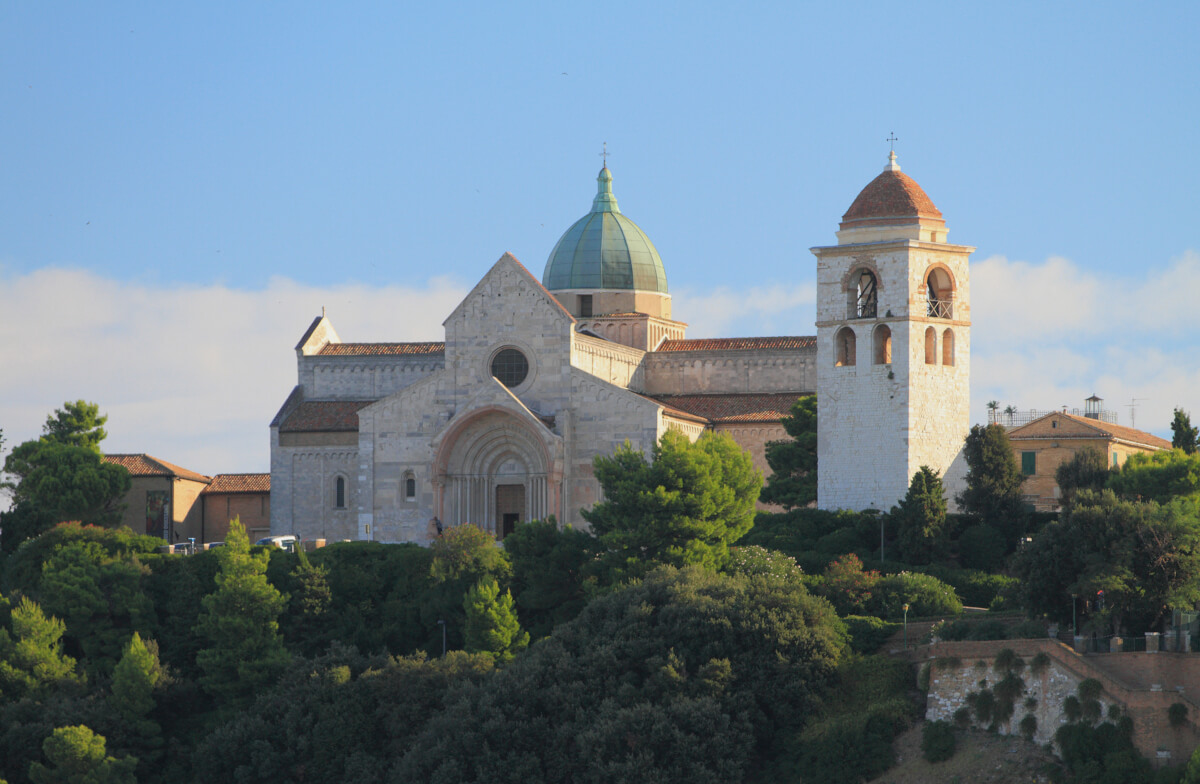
[
  {"left": 880, "top": 517, "right": 885, "bottom": 563},
  {"left": 903, "top": 603, "right": 910, "bottom": 649},
  {"left": 437, "top": 619, "right": 446, "bottom": 658}
]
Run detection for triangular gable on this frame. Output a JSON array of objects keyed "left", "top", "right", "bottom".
[{"left": 442, "top": 252, "right": 575, "bottom": 328}]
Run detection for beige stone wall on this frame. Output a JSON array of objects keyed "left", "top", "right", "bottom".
[
  {"left": 550, "top": 289, "right": 672, "bottom": 321},
  {"left": 641, "top": 348, "right": 815, "bottom": 396},
  {"left": 171, "top": 478, "right": 208, "bottom": 543},
  {"left": 571, "top": 332, "right": 645, "bottom": 388}
]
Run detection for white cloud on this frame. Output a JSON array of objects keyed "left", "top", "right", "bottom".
[
  {"left": 673, "top": 282, "right": 816, "bottom": 337},
  {"left": 0, "top": 268, "right": 468, "bottom": 476},
  {"left": 970, "top": 250, "right": 1200, "bottom": 437}
]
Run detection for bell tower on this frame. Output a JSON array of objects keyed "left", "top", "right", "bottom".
[{"left": 811, "top": 151, "right": 972, "bottom": 511}]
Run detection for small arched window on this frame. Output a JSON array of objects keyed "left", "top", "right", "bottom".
[
  {"left": 873, "top": 324, "right": 892, "bottom": 365},
  {"left": 924, "top": 327, "right": 937, "bottom": 365},
  {"left": 853, "top": 270, "right": 878, "bottom": 319},
  {"left": 942, "top": 328, "right": 955, "bottom": 366},
  {"left": 404, "top": 472, "right": 416, "bottom": 500},
  {"left": 335, "top": 476, "right": 346, "bottom": 509},
  {"left": 925, "top": 267, "right": 955, "bottom": 318},
  {"left": 836, "top": 327, "right": 857, "bottom": 366}
]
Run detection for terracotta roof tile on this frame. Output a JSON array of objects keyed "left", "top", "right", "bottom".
[
  {"left": 319, "top": 342, "right": 445, "bottom": 356},
  {"left": 656, "top": 336, "right": 815, "bottom": 352},
  {"left": 841, "top": 169, "right": 943, "bottom": 224},
  {"left": 279, "top": 400, "right": 375, "bottom": 432},
  {"left": 1062, "top": 414, "right": 1172, "bottom": 450},
  {"left": 203, "top": 473, "right": 270, "bottom": 494},
  {"left": 1009, "top": 413, "right": 1172, "bottom": 450},
  {"left": 651, "top": 393, "right": 809, "bottom": 423},
  {"left": 103, "top": 454, "right": 212, "bottom": 483}
]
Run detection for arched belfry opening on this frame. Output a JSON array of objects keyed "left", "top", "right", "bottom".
[
  {"left": 432, "top": 408, "right": 560, "bottom": 538},
  {"left": 925, "top": 266, "right": 955, "bottom": 319}
]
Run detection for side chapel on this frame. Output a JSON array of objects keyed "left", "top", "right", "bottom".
[{"left": 269, "top": 152, "right": 970, "bottom": 542}]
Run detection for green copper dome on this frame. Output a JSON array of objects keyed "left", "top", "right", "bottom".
[{"left": 542, "top": 167, "right": 668, "bottom": 293}]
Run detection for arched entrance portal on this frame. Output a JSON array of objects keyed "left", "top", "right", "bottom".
[{"left": 432, "top": 409, "right": 560, "bottom": 538}]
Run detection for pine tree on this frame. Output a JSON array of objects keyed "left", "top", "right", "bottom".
[
  {"left": 0, "top": 597, "right": 83, "bottom": 699},
  {"left": 1172, "top": 408, "right": 1199, "bottom": 454},
  {"left": 891, "top": 466, "right": 948, "bottom": 564},
  {"left": 284, "top": 546, "right": 333, "bottom": 657},
  {"left": 109, "top": 633, "right": 165, "bottom": 770},
  {"left": 760, "top": 395, "right": 817, "bottom": 509},
  {"left": 463, "top": 578, "right": 528, "bottom": 663},
  {"left": 195, "top": 518, "right": 290, "bottom": 709},
  {"left": 28, "top": 725, "right": 136, "bottom": 784}
]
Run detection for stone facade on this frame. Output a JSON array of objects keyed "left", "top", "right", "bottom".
[
  {"left": 814, "top": 154, "right": 971, "bottom": 512},
  {"left": 922, "top": 639, "right": 1200, "bottom": 763},
  {"left": 269, "top": 253, "right": 815, "bottom": 543}
]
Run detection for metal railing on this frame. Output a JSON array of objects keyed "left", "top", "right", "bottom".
[{"left": 988, "top": 408, "right": 1119, "bottom": 427}]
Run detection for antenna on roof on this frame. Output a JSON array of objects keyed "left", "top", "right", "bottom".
[{"left": 1128, "top": 397, "right": 1147, "bottom": 429}]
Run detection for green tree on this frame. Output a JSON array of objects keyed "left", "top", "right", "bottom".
[
  {"left": 1012, "top": 490, "right": 1200, "bottom": 634},
  {"left": 282, "top": 545, "right": 334, "bottom": 657},
  {"left": 109, "top": 633, "right": 165, "bottom": 774},
  {"left": 891, "top": 465, "right": 949, "bottom": 564},
  {"left": 28, "top": 725, "right": 136, "bottom": 784},
  {"left": 0, "top": 445, "right": 131, "bottom": 554},
  {"left": 463, "top": 577, "right": 529, "bottom": 663},
  {"left": 1055, "top": 446, "right": 1111, "bottom": 507},
  {"left": 3, "top": 401, "right": 109, "bottom": 492},
  {"left": 503, "top": 518, "right": 600, "bottom": 639},
  {"left": 1108, "top": 449, "right": 1200, "bottom": 504},
  {"left": 422, "top": 525, "right": 512, "bottom": 652},
  {"left": 37, "top": 541, "right": 154, "bottom": 675},
  {"left": 760, "top": 395, "right": 817, "bottom": 509},
  {"left": 1173, "top": 408, "right": 1199, "bottom": 454},
  {"left": 583, "top": 430, "right": 761, "bottom": 578},
  {"left": 42, "top": 401, "right": 108, "bottom": 453},
  {"left": 398, "top": 566, "right": 847, "bottom": 783},
  {"left": 195, "top": 518, "right": 290, "bottom": 709},
  {"left": 0, "top": 597, "right": 84, "bottom": 700},
  {"left": 957, "top": 424, "right": 1026, "bottom": 548}
]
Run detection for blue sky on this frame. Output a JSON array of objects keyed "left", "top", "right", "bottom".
[{"left": 2, "top": 2, "right": 1198, "bottom": 475}]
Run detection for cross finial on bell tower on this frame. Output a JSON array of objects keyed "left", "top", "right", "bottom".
[
  {"left": 885, "top": 133, "right": 901, "bottom": 172},
  {"left": 887, "top": 132, "right": 898, "bottom": 151},
  {"left": 599, "top": 142, "right": 609, "bottom": 168}
]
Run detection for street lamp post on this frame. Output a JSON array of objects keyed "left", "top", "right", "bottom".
[
  {"left": 903, "top": 603, "right": 910, "bottom": 649},
  {"left": 1071, "top": 593, "right": 1078, "bottom": 639}
]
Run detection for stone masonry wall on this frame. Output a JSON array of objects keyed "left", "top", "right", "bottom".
[
  {"left": 921, "top": 639, "right": 1200, "bottom": 764},
  {"left": 640, "top": 349, "right": 815, "bottom": 396}
]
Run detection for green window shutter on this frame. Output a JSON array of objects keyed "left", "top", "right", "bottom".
[{"left": 1021, "top": 451, "right": 1036, "bottom": 476}]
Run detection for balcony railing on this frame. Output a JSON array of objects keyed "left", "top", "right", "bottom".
[{"left": 926, "top": 298, "right": 953, "bottom": 319}]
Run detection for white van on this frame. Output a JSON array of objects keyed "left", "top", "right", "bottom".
[{"left": 255, "top": 535, "right": 299, "bottom": 552}]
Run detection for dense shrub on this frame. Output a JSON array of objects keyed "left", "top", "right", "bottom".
[
  {"left": 1171, "top": 702, "right": 1189, "bottom": 727},
  {"left": 768, "top": 656, "right": 916, "bottom": 783},
  {"left": 956, "top": 524, "right": 1007, "bottom": 572},
  {"left": 921, "top": 720, "right": 957, "bottom": 762},
  {"left": 921, "top": 566, "right": 1018, "bottom": 609},
  {"left": 868, "top": 572, "right": 962, "bottom": 619},
  {"left": 843, "top": 615, "right": 901, "bottom": 654},
  {"left": 397, "top": 566, "right": 848, "bottom": 782}
]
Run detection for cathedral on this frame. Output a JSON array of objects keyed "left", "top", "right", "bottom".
[{"left": 269, "top": 153, "right": 971, "bottom": 543}]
